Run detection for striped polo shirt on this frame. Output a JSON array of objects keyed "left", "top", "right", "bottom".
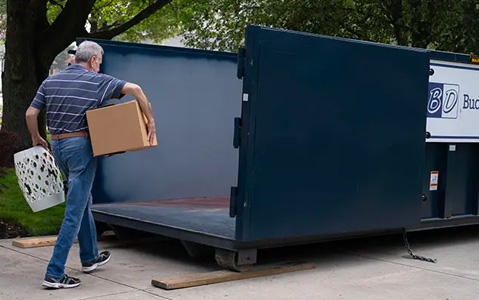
[{"left": 30, "top": 64, "right": 127, "bottom": 135}]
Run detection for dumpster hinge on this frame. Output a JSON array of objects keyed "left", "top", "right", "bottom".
[
  {"left": 237, "top": 47, "right": 246, "bottom": 79},
  {"left": 233, "top": 117, "right": 242, "bottom": 148},
  {"left": 229, "top": 186, "right": 238, "bottom": 217}
]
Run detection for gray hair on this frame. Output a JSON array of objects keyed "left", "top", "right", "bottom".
[{"left": 75, "top": 41, "right": 104, "bottom": 63}]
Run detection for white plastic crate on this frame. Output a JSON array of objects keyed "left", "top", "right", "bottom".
[{"left": 14, "top": 146, "right": 65, "bottom": 212}]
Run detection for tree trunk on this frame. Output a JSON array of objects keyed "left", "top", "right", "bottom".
[
  {"left": 388, "top": 0, "right": 408, "bottom": 46},
  {"left": 2, "top": 54, "right": 50, "bottom": 150},
  {"left": 1, "top": 0, "right": 50, "bottom": 150}
]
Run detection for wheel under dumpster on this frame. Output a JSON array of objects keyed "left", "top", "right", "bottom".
[{"left": 90, "top": 26, "right": 479, "bottom": 271}]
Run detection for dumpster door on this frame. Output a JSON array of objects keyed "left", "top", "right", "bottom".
[{"left": 235, "top": 26, "right": 430, "bottom": 241}]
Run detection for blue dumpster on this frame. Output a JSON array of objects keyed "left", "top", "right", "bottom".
[{"left": 90, "top": 26, "right": 479, "bottom": 270}]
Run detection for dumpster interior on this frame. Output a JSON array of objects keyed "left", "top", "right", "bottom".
[{"left": 90, "top": 40, "right": 242, "bottom": 247}]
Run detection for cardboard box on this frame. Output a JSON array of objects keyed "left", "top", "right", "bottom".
[{"left": 86, "top": 101, "right": 157, "bottom": 157}]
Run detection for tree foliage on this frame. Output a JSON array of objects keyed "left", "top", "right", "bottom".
[
  {"left": 44, "top": 0, "right": 179, "bottom": 43},
  {"left": 176, "top": 0, "right": 479, "bottom": 54}
]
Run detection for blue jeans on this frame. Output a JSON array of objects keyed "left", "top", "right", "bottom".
[{"left": 46, "top": 137, "right": 99, "bottom": 279}]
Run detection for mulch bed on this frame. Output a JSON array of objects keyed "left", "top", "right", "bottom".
[{"left": 0, "top": 220, "right": 29, "bottom": 239}]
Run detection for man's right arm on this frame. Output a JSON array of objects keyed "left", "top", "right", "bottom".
[
  {"left": 121, "top": 82, "right": 156, "bottom": 145},
  {"left": 26, "top": 83, "right": 48, "bottom": 149},
  {"left": 26, "top": 106, "right": 48, "bottom": 149}
]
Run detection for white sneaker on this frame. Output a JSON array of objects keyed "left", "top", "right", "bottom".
[
  {"left": 82, "top": 251, "right": 112, "bottom": 273},
  {"left": 42, "top": 274, "right": 81, "bottom": 289}
]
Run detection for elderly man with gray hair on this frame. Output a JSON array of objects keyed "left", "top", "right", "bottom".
[{"left": 25, "top": 40, "right": 156, "bottom": 289}]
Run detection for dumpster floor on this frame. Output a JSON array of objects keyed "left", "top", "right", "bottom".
[{"left": 92, "top": 197, "right": 236, "bottom": 246}]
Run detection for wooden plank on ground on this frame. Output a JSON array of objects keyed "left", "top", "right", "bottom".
[
  {"left": 12, "top": 236, "right": 78, "bottom": 248},
  {"left": 151, "top": 262, "right": 315, "bottom": 290}
]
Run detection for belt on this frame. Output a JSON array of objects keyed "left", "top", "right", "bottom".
[{"left": 51, "top": 132, "right": 88, "bottom": 140}]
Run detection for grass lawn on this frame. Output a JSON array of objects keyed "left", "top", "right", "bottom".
[{"left": 0, "top": 168, "right": 65, "bottom": 236}]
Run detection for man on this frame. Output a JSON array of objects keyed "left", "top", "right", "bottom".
[{"left": 25, "top": 41, "right": 156, "bottom": 289}]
